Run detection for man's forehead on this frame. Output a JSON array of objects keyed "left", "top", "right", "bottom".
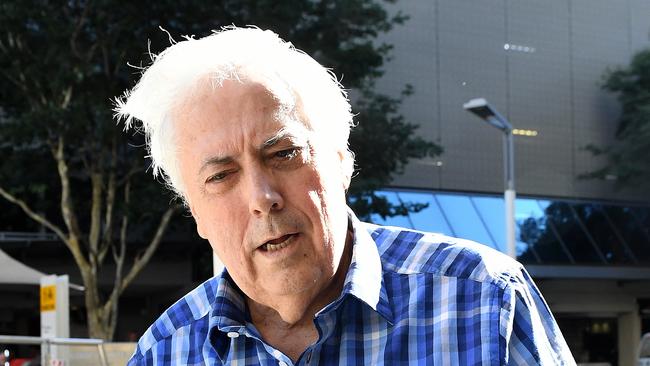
[{"left": 172, "top": 74, "right": 314, "bottom": 164}]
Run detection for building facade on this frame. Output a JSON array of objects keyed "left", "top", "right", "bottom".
[{"left": 372, "top": 1, "right": 650, "bottom": 365}]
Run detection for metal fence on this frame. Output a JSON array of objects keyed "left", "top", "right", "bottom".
[{"left": 0, "top": 335, "right": 108, "bottom": 366}]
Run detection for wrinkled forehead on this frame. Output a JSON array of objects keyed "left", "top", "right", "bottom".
[{"left": 170, "top": 73, "right": 317, "bottom": 153}]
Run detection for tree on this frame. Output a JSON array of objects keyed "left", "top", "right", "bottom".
[
  {"left": 0, "top": 0, "right": 440, "bottom": 340},
  {"left": 0, "top": 1, "right": 185, "bottom": 340},
  {"left": 584, "top": 49, "right": 650, "bottom": 188},
  {"left": 348, "top": 85, "right": 442, "bottom": 220}
]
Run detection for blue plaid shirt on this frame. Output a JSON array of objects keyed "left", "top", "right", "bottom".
[{"left": 128, "top": 212, "right": 575, "bottom": 365}]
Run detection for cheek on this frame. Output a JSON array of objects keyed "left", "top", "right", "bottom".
[
  {"left": 195, "top": 201, "right": 248, "bottom": 256},
  {"left": 304, "top": 169, "right": 341, "bottom": 235}
]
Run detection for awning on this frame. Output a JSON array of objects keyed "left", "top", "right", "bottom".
[
  {"left": 0, "top": 249, "right": 84, "bottom": 290},
  {"left": 0, "top": 248, "right": 47, "bottom": 285}
]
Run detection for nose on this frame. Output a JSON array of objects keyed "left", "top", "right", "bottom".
[{"left": 247, "top": 167, "right": 284, "bottom": 216}]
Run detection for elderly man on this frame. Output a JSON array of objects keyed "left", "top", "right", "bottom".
[{"left": 116, "top": 27, "right": 575, "bottom": 365}]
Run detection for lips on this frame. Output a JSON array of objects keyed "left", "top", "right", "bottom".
[{"left": 259, "top": 233, "right": 297, "bottom": 252}]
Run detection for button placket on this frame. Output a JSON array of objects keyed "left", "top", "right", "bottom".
[{"left": 272, "top": 349, "right": 291, "bottom": 366}]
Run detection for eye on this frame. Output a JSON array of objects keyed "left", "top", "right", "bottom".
[
  {"left": 274, "top": 147, "right": 300, "bottom": 160},
  {"left": 205, "top": 170, "right": 231, "bottom": 184}
]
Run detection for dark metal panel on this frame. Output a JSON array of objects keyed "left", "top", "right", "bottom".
[
  {"left": 381, "top": 0, "right": 650, "bottom": 202},
  {"left": 570, "top": 0, "right": 630, "bottom": 199},
  {"left": 374, "top": 0, "right": 441, "bottom": 189},
  {"left": 437, "top": 0, "right": 508, "bottom": 193},
  {"left": 629, "top": 0, "right": 650, "bottom": 53},
  {"left": 506, "top": 0, "right": 575, "bottom": 197}
]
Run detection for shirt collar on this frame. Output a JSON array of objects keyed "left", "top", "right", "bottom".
[
  {"left": 209, "top": 270, "right": 248, "bottom": 332},
  {"left": 335, "top": 208, "right": 394, "bottom": 324},
  {"left": 208, "top": 207, "right": 394, "bottom": 334}
]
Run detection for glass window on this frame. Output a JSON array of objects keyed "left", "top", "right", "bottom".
[
  {"left": 368, "top": 189, "right": 650, "bottom": 266},
  {"left": 572, "top": 203, "right": 636, "bottom": 265},
  {"left": 543, "top": 201, "right": 604, "bottom": 264},
  {"left": 603, "top": 206, "right": 650, "bottom": 264},
  {"left": 369, "top": 191, "right": 413, "bottom": 229},
  {"left": 471, "top": 196, "right": 506, "bottom": 253},
  {"left": 514, "top": 199, "right": 571, "bottom": 264},
  {"left": 397, "top": 192, "right": 454, "bottom": 236},
  {"left": 435, "top": 194, "right": 497, "bottom": 250}
]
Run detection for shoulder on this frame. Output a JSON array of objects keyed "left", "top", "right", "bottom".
[
  {"left": 363, "top": 222, "right": 522, "bottom": 288},
  {"left": 129, "top": 276, "right": 221, "bottom": 362}
]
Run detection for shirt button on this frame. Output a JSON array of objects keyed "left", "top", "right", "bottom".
[{"left": 226, "top": 331, "right": 239, "bottom": 338}]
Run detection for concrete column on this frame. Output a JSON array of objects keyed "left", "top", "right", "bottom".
[{"left": 618, "top": 309, "right": 641, "bottom": 366}]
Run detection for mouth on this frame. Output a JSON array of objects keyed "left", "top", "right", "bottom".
[{"left": 259, "top": 233, "right": 298, "bottom": 252}]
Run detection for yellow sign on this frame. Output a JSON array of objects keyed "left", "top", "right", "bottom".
[{"left": 40, "top": 285, "right": 56, "bottom": 312}]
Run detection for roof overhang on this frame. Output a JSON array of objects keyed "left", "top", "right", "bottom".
[{"left": 526, "top": 264, "right": 650, "bottom": 280}]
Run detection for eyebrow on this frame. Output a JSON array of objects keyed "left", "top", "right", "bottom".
[
  {"left": 197, "top": 129, "right": 307, "bottom": 175},
  {"left": 261, "top": 129, "right": 296, "bottom": 150},
  {"left": 198, "top": 155, "right": 234, "bottom": 175}
]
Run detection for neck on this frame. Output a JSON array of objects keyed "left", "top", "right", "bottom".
[{"left": 247, "top": 228, "right": 353, "bottom": 360}]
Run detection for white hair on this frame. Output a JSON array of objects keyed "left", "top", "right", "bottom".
[{"left": 114, "top": 26, "right": 354, "bottom": 198}]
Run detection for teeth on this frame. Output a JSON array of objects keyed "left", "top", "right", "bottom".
[
  {"left": 265, "top": 240, "right": 289, "bottom": 252},
  {"left": 262, "top": 235, "right": 294, "bottom": 252}
]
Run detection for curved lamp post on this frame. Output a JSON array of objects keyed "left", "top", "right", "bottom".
[{"left": 463, "top": 98, "right": 516, "bottom": 258}]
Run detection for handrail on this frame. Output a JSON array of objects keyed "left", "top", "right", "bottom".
[
  {"left": 0, "top": 335, "right": 108, "bottom": 366},
  {"left": 0, "top": 231, "right": 58, "bottom": 242}
]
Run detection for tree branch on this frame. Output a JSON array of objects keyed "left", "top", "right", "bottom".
[
  {"left": 116, "top": 165, "right": 141, "bottom": 187},
  {"left": 112, "top": 50, "right": 127, "bottom": 77},
  {"left": 119, "top": 204, "right": 181, "bottom": 294},
  {"left": 103, "top": 178, "right": 130, "bottom": 338},
  {"left": 88, "top": 171, "right": 103, "bottom": 268},
  {"left": 60, "top": 86, "right": 73, "bottom": 109},
  {"left": 0, "top": 186, "right": 68, "bottom": 244},
  {"left": 98, "top": 139, "right": 117, "bottom": 265},
  {"left": 51, "top": 136, "right": 90, "bottom": 271},
  {"left": 115, "top": 179, "right": 130, "bottom": 266},
  {"left": 0, "top": 70, "right": 29, "bottom": 94},
  {"left": 69, "top": 1, "right": 91, "bottom": 59}
]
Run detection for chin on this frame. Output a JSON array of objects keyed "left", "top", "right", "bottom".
[{"left": 265, "top": 268, "right": 325, "bottom": 297}]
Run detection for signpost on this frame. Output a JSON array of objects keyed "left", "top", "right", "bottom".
[{"left": 40, "top": 275, "right": 69, "bottom": 366}]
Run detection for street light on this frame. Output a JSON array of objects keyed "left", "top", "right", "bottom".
[{"left": 463, "top": 98, "right": 516, "bottom": 258}]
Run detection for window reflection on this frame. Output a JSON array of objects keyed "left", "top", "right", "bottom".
[
  {"left": 397, "top": 192, "right": 454, "bottom": 236},
  {"left": 371, "top": 189, "right": 650, "bottom": 266},
  {"left": 471, "top": 197, "right": 506, "bottom": 253},
  {"left": 370, "top": 191, "right": 412, "bottom": 229},
  {"left": 604, "top": 206, "right": 650, "bottom": 263},
  {"left": 573, "top": 204, "right": 636, "bottom": 264},
  {"left": 517, "top": 199, "right": 573, "bottom": 264},
  {"left": 541, "top": 202, "right": 603, "bottom": 263},
  {"left": 435, "top": 194, "right": 497, "bottom": 250}
]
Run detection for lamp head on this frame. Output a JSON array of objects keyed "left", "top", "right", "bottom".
[{"left": 463, "top": 98, "right": 512, "bottom": 132}]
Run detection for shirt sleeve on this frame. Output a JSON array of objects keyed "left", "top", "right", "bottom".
[
  {"left": 500, "top": 268, "right": 577, "bottom": 365},
  {"left": 127, "top": 352, "right": 146, "bottom": 366}
]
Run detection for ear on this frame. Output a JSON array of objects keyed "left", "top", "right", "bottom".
[
  {"left": 190, "top": 204, "right": 208, "bottom": 240},
  {"left": 338, "top": 149, "right": 352, "bottom": 190}
]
